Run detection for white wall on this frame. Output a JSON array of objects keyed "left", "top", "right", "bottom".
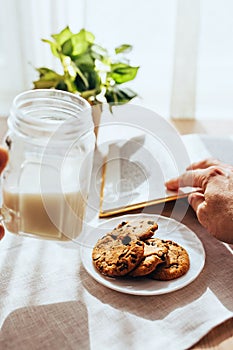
[
  {"left": 0, "top": 0, "right": 233, "bottom": 120},
  {"left": 196, "top": 0, "right": 233, "bottom": 119}
]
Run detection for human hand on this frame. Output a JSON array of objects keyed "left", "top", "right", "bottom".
[
  {"left": 0, "top": 148, "right": 8, "bottom": 240},
  {"left": 165, "top": 159, "right": 233, "bottom": 244}
]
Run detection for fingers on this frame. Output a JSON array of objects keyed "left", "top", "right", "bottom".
[
  {"left": 165, "top": 166, "right": 225, "bottom": 191},
  {"left": 186, "top": 158, "right": 229, "bottom": 171},
  {"left": 0, "top": 148, "right": 8, "bottom": 174},
  {"left": 0, "top": 225, "right": 5, "bottom": 240}
]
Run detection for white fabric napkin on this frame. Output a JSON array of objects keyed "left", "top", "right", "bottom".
[{"left": 0, "top": 232, "right": 232, "bottom": 350}]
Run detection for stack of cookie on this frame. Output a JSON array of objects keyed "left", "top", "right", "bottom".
[{"left": 92, "top": 218, "right": 190, "bottom": 281}]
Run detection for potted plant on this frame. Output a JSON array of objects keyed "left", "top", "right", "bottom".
[{"left": 33, "top": 26, "right": 139, "bottom": 134}]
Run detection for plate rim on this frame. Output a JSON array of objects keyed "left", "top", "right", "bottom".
[{"left": 80, "top": 214, "right": 205, "bottom": 296}]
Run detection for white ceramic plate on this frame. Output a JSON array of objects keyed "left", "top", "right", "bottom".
[{"left": 80, "top": 214, "right": 205, "bottom": 296}]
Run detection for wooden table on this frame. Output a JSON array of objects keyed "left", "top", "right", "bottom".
[
  {"left": 171, "top": 118, "right": 233, "bottom": 136},
  {"left": 0, "top": 116, "right": 232, "bottom": 349}
]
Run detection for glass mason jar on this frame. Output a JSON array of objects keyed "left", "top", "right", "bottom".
[{"left": 0, "top": 89, "right": 95, "bottom": 241}]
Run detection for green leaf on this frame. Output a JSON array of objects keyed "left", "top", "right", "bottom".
[
  {"left": 105, "top": 86, "right": 137, "bottom": 104},
  {"left": 62, "top": 39, "right": 74, "bottom": 56},
  {"left": 74, "top": 52, "right": 95, "bottom": 68},
  {"left": 62, "top": 29, "right": 95, "bottom": 57},
  {"left": 51, "top": 26, "right": 73, "bottom": 45},
  {"left": 33, "top": 68, "right": 65, "bottom": 89},
  {"left": 42, "top": 27, "right": 73, "bottom": 58},
  {"left": 35, "top": 67, "right": 62, "bottom": 79},
  {"left": 91, "top": 44, "right": 108, "bottom": 60},
  {"left": 79, "top": 28, "right": 95, "bottom": 44},
  {"left": 115, "top": 44, "right": 132, "bottom": 54},
  {"left": 109, "top": 63, "right": 139, "bottom": 84},
  {"left": 42, "top": 39, "right": 60, "bottom": 57},
  {"left": 36, "top": 67, "right": 55, "bottom": 77},
  {"left": 62, "top": 35, "right": 88, "bottom": 56},
  {"left": 117, "top": 87, "right": 138, "bottom": 100},
  {"left": 87, "top": 70, "right": 101, "bottom": 90},
  {"left": 75, "top": 68, "right": 100, "bottom": 92},
  {"left": 56, "top": 81, "right": 68, "bottom": 91}
]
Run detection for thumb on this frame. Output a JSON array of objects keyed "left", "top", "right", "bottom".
[
  {"left": 188, "top": 192, "right": 210, "bottom": 231},
  {"left": 188, "top": 192, "right": 205, "bottom": 212}
]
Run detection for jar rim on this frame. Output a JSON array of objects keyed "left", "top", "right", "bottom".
[
  {"left": 9, "top": 89, "right": 94, "bottom": 143},
  {"left": 13, "top": 89, "right": 90, "bottom": 109}
]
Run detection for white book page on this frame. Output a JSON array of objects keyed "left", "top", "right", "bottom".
[{"left": 100, "top": 133, "right": 211, "bottom": 214}]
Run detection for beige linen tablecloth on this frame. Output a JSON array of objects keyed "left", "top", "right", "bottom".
[
  {"left": 0, "top": 134, "right": 232, "bottom": 350},
  {"left": 0, "top": 206, "right": 232, "bottom": 350}
]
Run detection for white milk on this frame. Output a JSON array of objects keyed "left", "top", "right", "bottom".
[
  {"left": 2, "top": 157, "right": 89, "bottom": 241},
  {"left": 2, "top": 190, "right": 86, "bottom": 241}
]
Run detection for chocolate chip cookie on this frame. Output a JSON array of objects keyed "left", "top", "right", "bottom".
[
  {"left": 150, "top": 240, "right": 190, "bottom": 280},
  {"left": 92, "top": 232, "right": 144, "bottom": 277},
  {"left": 129, "top": 238, "right": 168, "bottom": 277},
  {"left": 112, "top": 218, "right": 158, "bottom": 241}
]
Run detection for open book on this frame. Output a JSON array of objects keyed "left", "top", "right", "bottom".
[{"left": 99, "top": 132, "right": 233, "bottom": 217}]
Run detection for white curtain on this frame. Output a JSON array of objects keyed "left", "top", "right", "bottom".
[
  {"left": 0, "top": 0, "right": 233, "bottom": 119},
  {"left": 0, "top": 0, "right": 86, "bottom": 114}
]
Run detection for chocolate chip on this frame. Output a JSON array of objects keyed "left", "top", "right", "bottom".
[
  {"left": 119, "top": 262, "right": 128, "bottom": 271},
  {"left": 122, "top": 236, "right": 131, "bottom": 245},
  {"left": 5, "top": 136, "right": 12, "bottom": 150},
  {"left": 131, "top": 254, "right": 137, "bottom": 259},
  {"left": 147, "top": 220, "right": 154, "bottom": 225},
  {"left": 121, "top": 221, "right": 127, "bottom": 226}
]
